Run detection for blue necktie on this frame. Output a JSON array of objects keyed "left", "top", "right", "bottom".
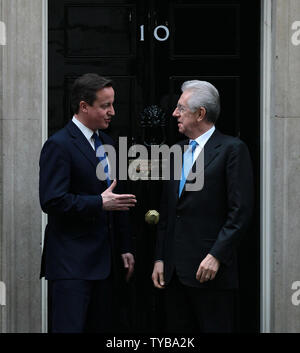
[
  {"left": 179, "top": 140, "right": 198, "bottom": 197},
  {"left": 92, "top": 132, "right": 111, "bottom": 186}
]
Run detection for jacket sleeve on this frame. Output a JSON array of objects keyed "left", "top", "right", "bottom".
[
  {"left": 209, "top": 140, "right": 254, "bottom": 265},
  {"left": 39, "top": 139, "right": 103, "bottom": 218}
]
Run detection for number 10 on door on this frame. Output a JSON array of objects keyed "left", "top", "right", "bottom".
[{"left": 140, "top": 25, "right": 170, "bottom": 42}]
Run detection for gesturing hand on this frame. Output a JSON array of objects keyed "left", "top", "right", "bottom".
[
  {"left": 196, "top": 254, "right": 220, "bottom": 283},
  {"left": 101, "top": 180, "right": 137, "bottom": 211}
]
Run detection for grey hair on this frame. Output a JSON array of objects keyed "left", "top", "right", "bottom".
[{"left": 181, "top": 80, "right": 220, "bottom": 123}]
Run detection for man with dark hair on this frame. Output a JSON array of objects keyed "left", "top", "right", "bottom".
[
  {"left": 39, "top": 73, "right": 136, "bottom": 333},
  {"left": 152, "top": 80, "right": 254, "bottom": 332}
]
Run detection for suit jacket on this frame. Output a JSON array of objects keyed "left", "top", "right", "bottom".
[
  {"left": 39, "top": 120, "right": 132, "bottom": 280},
  {"left": 155, "top": 129, "right": 254, "bottom": 289}
]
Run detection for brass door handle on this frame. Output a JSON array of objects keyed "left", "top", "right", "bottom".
[{"left": 145, "top": 210, "right": 160, "bottom": 225}]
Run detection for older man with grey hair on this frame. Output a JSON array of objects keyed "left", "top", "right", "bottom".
[{"left": 152, "top": 80, "right": 254, "bottom": 332}]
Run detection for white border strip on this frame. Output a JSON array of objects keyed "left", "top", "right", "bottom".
[
  {"left": 41, "top": 0, "right": 48, "bottom": 334},
  {"left": 261, "top": 0, "right": 272, "bottom": 333}
]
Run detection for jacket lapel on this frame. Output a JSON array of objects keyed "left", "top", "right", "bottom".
[
  {"left": 177, "top": 129, "right": 222, "bottom": 201},
  {"left": 98, "top": 130, "right": 112, "bottom": 146},
  {"left": 66, "top": 121, "right": 99, "bottom": 169},
  {"left": 203, "top": 129, "right": 222, "bottom": 169}
]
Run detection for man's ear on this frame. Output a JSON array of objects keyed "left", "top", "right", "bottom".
[
  {"left": 197, "top": 107, "right": 207, "bottom": 121},
  {"left": 79, "top": 101, "right": 88, "bottom": 113}
]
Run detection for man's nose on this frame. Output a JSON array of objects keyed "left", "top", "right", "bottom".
[
  {"left": 173, "top": 107, "right": 180, "bottom": 117},
  {"left": 109, "top": 105, "right": 115, "bottom": 116}
]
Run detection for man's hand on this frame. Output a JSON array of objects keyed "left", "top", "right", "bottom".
[
  {"left": 121, "top": 253, "right": 135, "bottom": 281},
  {"left": 152, "top": 261, "right": 165, "bottom": 289},
  {"left": 196, "top": 254, "right": 220, "bottom": 283},
  {"left": 101, "top": 180, "right": 137, "bottom": 211}
]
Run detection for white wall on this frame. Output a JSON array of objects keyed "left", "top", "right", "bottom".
[
  {"left": 0, "top": 0, "right": 44, "bottom": 332},
  {"left": 270, "top": 0, "right": 300, "bottom": 332}
]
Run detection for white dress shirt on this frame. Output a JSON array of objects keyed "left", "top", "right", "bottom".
[
  {"left": 191, "top": 125, "right": 215, "bottom": 163},
  {"left": 72, "top": 116, "right": 96, "bottom": 150}
]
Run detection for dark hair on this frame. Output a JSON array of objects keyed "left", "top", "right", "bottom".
[{"left": 71, "top": 73, "right": 113, "bottom": 114}]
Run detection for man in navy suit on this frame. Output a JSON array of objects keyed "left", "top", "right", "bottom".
[
  {"left": 39, "top": 73, "right": 137, "bottom": 333},
  {"left": 152, "top": 80, "right": 254, "bottom": 332}
]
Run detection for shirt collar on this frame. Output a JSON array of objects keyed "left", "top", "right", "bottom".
[
  {"left": 72, "top": 116, "right": 95, "bottom": 141},
  {"left": 191, "top": 125, "right": 215, "bottom": 149}
]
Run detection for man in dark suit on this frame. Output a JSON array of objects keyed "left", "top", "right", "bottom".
[
  {"left": 152, "top": 80, "right": 254, "bottom": 332},
  {"left": 39, "top": 73, "right": 137, "bottom": 333}
]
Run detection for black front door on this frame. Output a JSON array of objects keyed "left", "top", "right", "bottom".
[{"left": 49, "top": 0, "right": 260, "bottom": 332}]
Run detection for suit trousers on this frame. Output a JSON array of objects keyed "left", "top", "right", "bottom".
[
  {"left": 164, "top": 272, "right": 237, "bottom": 333},
  {"left": 48, "top": 276, "right": 113, "bottom": 333}
]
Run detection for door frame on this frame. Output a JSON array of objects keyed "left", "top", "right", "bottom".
[
  {"left": 41, "top": 0, "right": 273, "bottom": 333},
  {"left": 260, "top": 0, "right": 272, "bottom": 333},
  {"left": 41, "top": 0, "right": 48, "bottom": 334}
]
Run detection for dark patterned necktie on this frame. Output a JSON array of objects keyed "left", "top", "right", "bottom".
[{"left": 92, "top": 132, "right": 111, "bottom": 186}]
